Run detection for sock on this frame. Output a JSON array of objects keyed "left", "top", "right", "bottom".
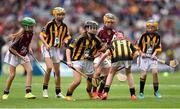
[
  {"left": 153, "top": 82, "right": 159, "bottom": 92},
  {"left": 104, "top": 85, "right": 110, "bottom": 93},
  {"left": 66, "top": 89, "right": 73, "bottom": 96},
  {"left": 140, "top": 78, "right": 146, "bottom": 93},
  {"left": 98, "top": 82, "right": 105, "bottom": 93},
  {"left": 92, "top": 87, "right": 97, "bottom": 93},
  {"left": 130, "top": 88, "right": 135, "bottom": 96},
  {"left": 86, "top": 88, "right": 91, "bottom": 93},
  {"left": 26, "top": 86, "right": 32, "bottom": 93},
  {"left": 55, "top": 87, "right": 61, "bottom": 95},
  {"left": 4, "top": 88, "right": 10, "bottom": 94},
  {"left": 43, "top": 84, "right": 48, "bottom": 90}
]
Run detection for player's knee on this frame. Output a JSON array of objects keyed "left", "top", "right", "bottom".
[
  {"left": 152, "top": 69, "right": 158, "bottom": 74},
  {"left": 9, "top": 72, "right": 16, "bottom": 79},
  {"left": 46, "top": 67, "right": 52, "bottom": 73}
]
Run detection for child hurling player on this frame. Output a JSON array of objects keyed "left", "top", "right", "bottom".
[
  {"left": 2, "top": 17, "right": 36, "bottom": 100},
  {"left": 138, "top": 19, "right": 162, "bottom": 99}
]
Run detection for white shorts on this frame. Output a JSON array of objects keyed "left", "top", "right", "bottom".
[
  {"left": 137, "top": 56, "right": 158, "bottom": 71},
  {"left": 72, "top": 60, "right": 94, "bottom": 75},
  {"left": 94, "top": 56, "right": 111, "bottom": 68},
  {"left": 111, "top": 61, "right": 132, "bottom": 69},
  {"left": 41, "top": 45, "right": 61, "bottom": 63},
  {"left": 4, "top": 50, "right": 30, "bottom": 67}
]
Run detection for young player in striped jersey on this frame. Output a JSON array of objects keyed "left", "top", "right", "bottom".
[
  {"left": 39, "top": 7, "right": 71, "bottom": 98},
  {"left": 95, "top": 31, "right": 138, "bottom": 100},
  {"left": 2, "top": 17, "right": 36, "bottom": 100},
  {"left": 138, "top": 19, "right": 162, "bottom": 99},
  {"left": 65, "top": 20, "right": 103, "bottom": 101}
]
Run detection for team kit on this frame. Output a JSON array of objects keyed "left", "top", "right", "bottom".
[{"left": 2, "top": 7, "right": 178, "bottom": 101}]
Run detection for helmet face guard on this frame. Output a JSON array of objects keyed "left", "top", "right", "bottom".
[
  {"left": 21, "top": 17, "right": 36, "bottom": 32},
  {"left": 146, "top": 19, "right": 158, "bottom": 32},
  {"left": 84, "top": 20, "right": 98, "bottom": 34}
]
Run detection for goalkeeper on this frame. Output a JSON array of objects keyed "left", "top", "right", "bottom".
[{"left": 137, "top": 19, "right": 162, "bottom": 99}]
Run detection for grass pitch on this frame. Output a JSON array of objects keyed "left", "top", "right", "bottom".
[{"left": 0, "top": 72, "right": 180, "bottom": 108}]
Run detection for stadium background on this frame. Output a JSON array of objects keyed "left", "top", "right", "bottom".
[{"left": 0, "top": 0, "right": 180, "bottom": 75}]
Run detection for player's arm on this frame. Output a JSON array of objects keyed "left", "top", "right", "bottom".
[
  {"left": 9, "top": 47, "right": 27, "bottom": 61},
  {"left": 39, "top": 23, "right": 51, "bottom": 50},
  {"left": 66, "top": 48, "right": 72, "bottom": 67},
  {"left": 130, "top": 43, "right": 139, "bottom": 59},
  {"left": 137, "top": 35, "right": 145, "bottom": 57},
  {"left": 94, "top": 49, "right": 111, "bottom": 68},
  {"left": 66, "top": 37, "right": 78, "bottom": 67},
  {"left": 152, "top": 34, "right": 162, "bottom": 58},
  {"left": 63, "top": 28, "right": 72, "bottom": 46}
]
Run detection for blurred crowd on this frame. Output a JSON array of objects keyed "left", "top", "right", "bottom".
[{"left": 0, "top": 0, "right": 180, "bottom": 68}]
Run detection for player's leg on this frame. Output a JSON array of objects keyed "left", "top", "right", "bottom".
[
  {"left": 86, "top": 61, "right": 99, "bottom": 99},
  {"left": 22, "top": 62, "right": 36, "bottom": 99},
  {"left": 65, "top": 61, "right": 82, "bottom": 101},
  {"left": 42, "top": 57, "right": 53, "bottom": 98},
  {"left": 101, "top": 67, "right": 118, "bottom": 100},
  {"left": 138, "top": 70, "right": 147, "bottom": 99},
  {"left": 152, "top": 67, "right": 162, "bottom": 98},
  {"left": 2, "top": 65, "right": 16, "bottom": 100},
  {"left": 2, "top": 51, "right": 17, "bottom": 100},
  {"left": 97, "top": 69, "right": 108, "bottom": 97},
  {"left": 41, "top": 45, "right": 53, "bottom": 98},
  {"left": 53, "top": 63, "right": 65, "bottom": 98},
  {"left": 97, "top": 58, "right": 111, "bottom": 97},
  {"left": 138, "top": 57, "right": 148, "bottom": 99},
  {"left": 125, "top": 66, "right": 136, "bottom": 100}
]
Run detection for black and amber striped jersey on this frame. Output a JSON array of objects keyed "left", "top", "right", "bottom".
[
  {"left": 40, "top": 19, "right": 71, "bottom": 48},
  {"left": 68, "top": 32, "right": 102, "bottom": 61},
  {"left": 138, "top": 32, "right": 162, "bottom": 54},
  {"left": 109, "top": 39, "right": 138, "bottom": 63}
]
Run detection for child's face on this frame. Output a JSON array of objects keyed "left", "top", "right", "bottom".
[
  {"left": 105, "top": 21, "right": 115, "bottom": 29},
  {"left": 146, "top": 25, "right": 156, "bottom": 33},
  {"left": 24, "top": 25, "right": 34, "bottom": 32},
  {"left": 55, "top": 13, "right": 65, "bottom": 22},
  {"left": 86, "top": 27, "right": 97, "bottom": 34},
  {"left": 115, "top": 32, "right": 124, "bottom": 40}
]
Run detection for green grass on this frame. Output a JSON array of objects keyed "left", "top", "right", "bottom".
[{"left": 0, "top": 72, "right": 180, "bottom": 108}]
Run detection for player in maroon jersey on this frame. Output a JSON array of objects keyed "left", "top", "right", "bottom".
[
  {"left": 2, "top": 17, "right": 36, "bottom": 100},
  {"left": 93, "top": 13, "right": 127, "bottom": 98}
]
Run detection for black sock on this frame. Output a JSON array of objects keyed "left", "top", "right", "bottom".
[
  {"left": 153, "top": 82, "right": 159, "bottom": 92},
  {"left": 26, "top": 86, "right": 32, "bottom": 93},
  {"left": 4, "top": 89, "right": 9, "bottom": 94},
  {"left": 93, "top": 87, "right": 97, "bottom": 92},
  {"left": 104, "top": 85, "right": 110, "bottom": 93},
  {"left": 98, "top": 82, "right": 105, "bottom": 93},
  {"left": 66, "top": 89, "right": 73, "bottom": 96},
  {"left": 55, "top": 87, "right": 61, "bottom": 95},
  {"left": 140, "top": 78, "right": 146, "bottom": 93},
  {"left": 43, "top": 84, "right": 48, "bottom": 90},
  {"left": 86, "top": 88, "right": 91, "bottom": 93},
  {"left": 130, "top": 88, "right": 135, "bottom": 96}
]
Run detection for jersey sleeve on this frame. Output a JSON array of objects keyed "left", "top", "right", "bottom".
[
  {"left": 154, "top": 33, "right": 162, "bottom": 53},
  {"left": 39, "top": 21, "right": 51, "bottom": 38}
]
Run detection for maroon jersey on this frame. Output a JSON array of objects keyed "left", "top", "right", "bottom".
[
  {"left": 97, "top": 26, "right": 115, "bottom": 45},
  {"left": 10, "top": 32, "right": 33, "bottom": 56}
]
